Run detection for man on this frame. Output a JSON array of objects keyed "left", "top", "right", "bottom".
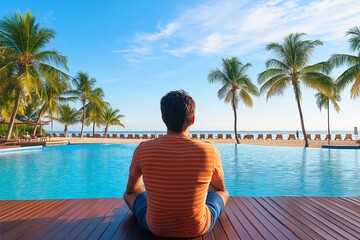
[{"left": 124, "top": 90, "right": 229, "bottom": 238}]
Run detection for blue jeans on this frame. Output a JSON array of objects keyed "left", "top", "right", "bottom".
[{"left": 133, "top": 191, "right": 224, "bottom": 234}]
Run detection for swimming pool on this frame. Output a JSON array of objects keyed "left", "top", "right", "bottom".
[{"left": 1, "top": 144, "right": 359, "bottom": 200}]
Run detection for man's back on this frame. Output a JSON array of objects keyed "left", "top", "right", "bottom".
[{"left": 129, "top": 133, "right": 223, "bottom": 237}]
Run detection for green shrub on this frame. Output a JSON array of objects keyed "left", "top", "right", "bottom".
[{"left": 0, "top": 124, "right": 47, "bottom": 137}]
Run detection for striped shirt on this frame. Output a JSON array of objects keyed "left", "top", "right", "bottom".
[{"left": 129, "top": 133, "right": 224, "bottom": 238}]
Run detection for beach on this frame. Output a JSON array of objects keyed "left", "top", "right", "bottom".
[{"left": 52, "top": 136, "right": 358, "bottom": 148}]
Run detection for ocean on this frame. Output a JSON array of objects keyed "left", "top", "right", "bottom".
[{"left": 50, "top": 130, "right": 358, "bottom": 140}]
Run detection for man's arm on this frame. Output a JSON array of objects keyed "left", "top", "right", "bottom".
[
  {"left": 124, "top": 174, "right": 145, "bottom": 211},
  {"left": 210, "top": 148, "right": 229, "bottom": 205},
  {"left": 209, "top": 178, "right": 229, "bottom": 205},
  {"left": 125, "top": 174, "right": 143, "bottom": 194},
  {"left": 123, "top": 148, "right": 146, "bottom": 212}
]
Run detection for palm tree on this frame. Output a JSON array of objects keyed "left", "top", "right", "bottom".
[
  {"left": 53, "top": 105, "right": 80, "bottom": 136},
  {"left": 32, "top": 79, "right": 69, "bottom": 135},
  {"left": 208, "top": 57, "right": 259, "bottom": 144},
  {"left": 315, "top": 82, "right": 341, "bottom": 145},
  {"left": 102, "top": 107, "right": 125, "bottom": 136},
  {"left": 17, "top": 98, "right": 40, "bottom": 129},
  {"left": 85, "top": 88, "right": 108, "bottom": 136},
  {"left": 0, "top": 11, "right": 69, "bottom": 140},
  {"left": 258, "top": 33, "right": 332, "bottom": 147},
  {"left": 68, "top": 72, "right": 104, "bottom": 138},
  {"left": 329, "top": 26, "right": 360, "bottom": 99}
]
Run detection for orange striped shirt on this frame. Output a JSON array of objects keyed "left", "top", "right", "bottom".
[{"left": 129, "top": 133, "right": 224, "bottom": 238}]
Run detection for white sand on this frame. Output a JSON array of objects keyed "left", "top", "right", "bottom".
[{"left": 51, "top": 136, "right": 358, "bottom": 148}]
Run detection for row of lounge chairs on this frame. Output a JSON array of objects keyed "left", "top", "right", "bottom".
[{"left": 53, "top": 133, "right": 355, "bottom": 140}]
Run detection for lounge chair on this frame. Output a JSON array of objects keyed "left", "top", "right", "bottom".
[
  {"left": 150, "top": 134, "right": 155, "bottom": 139},
  {"left": 93, "top": 133, "right": 101, "bottom": 138},
  {"left": 29, "top": 133, "right": 39, "bottom": 141},
  {"left": 119, "top": 134, "right": 125, "bottom": 139},
  {"left": 112, "top": 134, "right": 118, "bottom": 138},
  {"left": 18, "top": 133, "right": 30, "bottom": 142},
  {"left": 265, "top": 134, "right": 272, "bottom": 140},
  {"left": 191, "top": 134, "right": 198, "bottom": 139},
  {"left": 134, "top": 134, "right": 140, "bottom": 139},
  {"left": 158, "top": 134, "right": 164, "bottom": 137},
  {"left": 127, "top": 134, "right": 134, "bottom": 139},
  {"left": 225, "top": 134, "right": 232, "bottom": 139},
  {"left": 237, "top": 134, "right": 242, "bottom": 139},
  {"left": 288, "top": 134, "right": 295, "bottom": 140},
  {"left": 85, "top": 133, "right": 91, "bottom": 138},
  {"left": 207, "top": 134, "right": 213, "bottom": 139},
  {"left": 314, "top": 134, "right": 321, "bottom": 140},
  {"left": 59, "top": 133, "right": 66, "bottom": 138},
  {"left": 334, "top": 134, "right": 342, "bottom": 140},
  {"left": 71, "top": 133, "right": 77, "bottom": 138},
  {"left": 142, "top": 134, "right": 148, "bottom": 139},
  {"left": 199, "top": 134, "right": 205, "bottom": 139},
  {"left": 103, "top": 134, "right": 109, "bottom": 138},
  {"left": 216, "top": 134, "right": 223, "bottom": 139},
  {"left": 276, "top": 134, "right": 283, "bottom": 140},
  {"left": 344, "top": 134, "right": 353, "bottom": 140},
  {"left": 306, "top": 134, "right": 311, "bottom": 140},
  {"left": 257, "top": 134, "right": 263, "bottom": 140},
  {"left": 325, "top": 134, "right": 331, "bottom": 140},
  {"left": 52, "top": 133, "right": 58, "bottom": 137}
]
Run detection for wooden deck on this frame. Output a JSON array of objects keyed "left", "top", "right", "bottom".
[{"left": 1, "top": 197, "right": 359, "bottom": 239}]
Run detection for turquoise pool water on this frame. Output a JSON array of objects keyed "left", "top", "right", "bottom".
[{"left": 0, "top": 144, "right": 359, "bottom": 200}]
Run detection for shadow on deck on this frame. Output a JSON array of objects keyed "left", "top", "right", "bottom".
[{"left": 0, "top": 197, "right": 359, "bottom": 239}]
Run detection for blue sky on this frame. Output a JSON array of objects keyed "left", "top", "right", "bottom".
[{"left": 1, "top": 0, "right": 359, "bottom": 132}]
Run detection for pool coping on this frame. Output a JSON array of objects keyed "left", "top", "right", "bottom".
[
  {"left": 322, "top": 145, "right": 360, "bottom": 149},
  {"left": 0, "top": 145, "right": 43, "bottom": 154}
]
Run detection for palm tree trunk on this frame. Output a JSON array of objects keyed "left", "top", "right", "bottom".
[
  {"left": 232, "top": 97, "right": 240, "bottom": 144},
  {"left": 92, "top": 121, "right": 95, "bottom": 136},
  {"left": 64, "top": 124, "right": 68, "bottom": 137},
  {"left": 33, "top": 104, "right": 46, "bottom": 135},
  {"left": 104, "top": 125, "right": 108, "bottom": 136},
  {"left": 5, "top": 90, "right": 22, "bottom": 140},
  {"left": 293, "top": 83, "right": 309, "bottom": 147},
  {"left": 327, "top": 101, "right": 330, "bottom": 145},
  {"left": 80, "top": 100, "right": 86, "bottom": 138}
]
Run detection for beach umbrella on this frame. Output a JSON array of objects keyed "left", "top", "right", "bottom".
[
  {"left": 0, "top": 118, "right": 27, "bottom": 138},
  {"left": 37, "top": 120, "right": 50, "bottom": 136},
  {"left": 0, "top": 118, "right": 27, "bottom": 125}
]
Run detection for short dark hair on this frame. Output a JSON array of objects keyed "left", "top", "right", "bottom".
[{"left": 160, "top": 90, "right": 195, "bottom": 132}]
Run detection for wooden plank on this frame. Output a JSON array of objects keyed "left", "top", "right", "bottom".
[
  {"left": 332, "top": 198, "right": 360, "bottom": 214},
  {"left": 63, "top": 199, "right": 119, "bottom": 239},
  {"left": 293, "top": 197, "right": 360, "bottom": 239},
  {"left": 1, "top": 200, "right": 54, "bottom": 220},
  {"left": 258, "top": 197, "right": 321, "bottom": 240},
  {"left": 285, "top": 197, "right": 357, "bottom": 240},
  {"left": 75, "top": 199, "right": 124, "bottom": 239},
  {"left": 87, "top": 200, "right": 128, "bottom": 239},
  {"left": 100, "top": 203, "right": 131, "bottom": 239},
  {"left": 226, "top": 197, "right": 264, "bottom": 239},
  {"left": 1, "top": 197, "right": 359, "bottom": 240},
  {"left": 309, "top": 198, "right": 360, "bottom": 223},
  {"left": 25, "top": 200, "right": 81, "bottom": 240},
  {"left": 232, "top": 197, "right": 277, "bottom": 240},
  {"left": 246, "top": 197, "right": 299, "bottom": 240},
  {"left": 1, "top": 200, "right": 65, "bottom": 238},
  {"left": 39, "top": 199, "right": 104, "bottom": 239},
  {"left": 273, "top": 197, "right": 344, "bottom": 240},
  {"left": 218, "top": 209, "right": 241, "bottom": 240}
]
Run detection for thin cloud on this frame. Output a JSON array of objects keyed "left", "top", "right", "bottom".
[
  {"left": 117, "top": 0, "right": 360, "bottom": 60},
  {"left": 135, "top": 22, "right": 182, "bottom": 42}
]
